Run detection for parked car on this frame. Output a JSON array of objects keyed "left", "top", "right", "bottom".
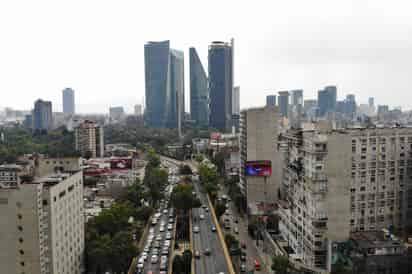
[
  {"left": 204, "top": 248, "right": 211, "bottom": 256},
  {"left": 151, "top": 255, "right": 158, "bottom": 264},
  {"left": 193, "top": 226, "right": 200, "bottom": 233}
]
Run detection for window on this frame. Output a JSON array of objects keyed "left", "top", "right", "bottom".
[
  {"left": 18, "top": 226, "right": 23, "bottom": 231},
  {"left": 19, "top": 238, "right": 23, "bottom": 243},
  {"left": 20, "top": 262, "right": 25, "bottom": 266},
  {"left": 18, "top": 214, "right": 22, "bottom": 220},
  {"left": 19, "top": 250, "right": 24, "bottom": 255}
]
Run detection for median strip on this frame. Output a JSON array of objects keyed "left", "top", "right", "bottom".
[{"left": 207, "top": 194, "right": 236, "bottom": 274}]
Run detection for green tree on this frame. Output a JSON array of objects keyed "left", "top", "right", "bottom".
[
  {"left": 225, "top": 233, "right": 239, "bottom": 249},
  {"left": 109, "top": 231, "right": 138, "bottom": 273},
  {"left": 214, "top": 201, "right": 227, "bottom": 220},
  {"left": 266, "top": 214, "right": 280, "bottom": 232},
  {"left": 170, "top": 184, "right": 201, "bottom": 213},
  {"left": 195, "top": 154, "right": 204, "bottom": 163},
  {"left": 212, "top": 151, "right": 226, "bottom": 175},
  {"left": 172, "top": 255, "right": 184, "bottom": 274},
  {"left": 144, "top": 167, "right": 168, "bottom": 206},
  {"left": 182, "top": 249, "right": 192, "bottom": 274},
  {"left": 271, "top": 256, "right": 290, "bottom": 274},
  {"left": 179, "top": 164, "right": 193, "bottom": 175}
]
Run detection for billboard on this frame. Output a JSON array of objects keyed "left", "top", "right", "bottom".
[
  {"left": 245, "top": 161, "right": 272, "bottom": 176},
  {"left": 210, "top": 132, "right": 222, "bottom": 140},
  {"left": 110, "top": 158, "right": 132, "bottom": 170}
]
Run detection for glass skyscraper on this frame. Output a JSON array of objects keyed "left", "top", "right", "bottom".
[
  {"left": 278, "top": 91, "right": 290, "bottom": 118},
  {"left": 62, "top": 88, "right": 75, "bottom": 115},
  {"left": 208, "top": 40, "right": 233, "bottom": 132},
  {"left": 318, "top": 85, "right": 337, "bottom": 117},
  {"left": 144, "top": 40, "right": 184, "bottom": 131},
  {"left": 33, "top": 99, "right": 53, "bottom": 130},
  {"left": 266, "top": 95, "right": 277, "bottom": 106},
  {"left": 189, "top": 47, "right": 209, "bottom": 126}
]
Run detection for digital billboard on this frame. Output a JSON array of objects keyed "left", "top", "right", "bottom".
[
  {"left": 245, "top": 161, "right": 272, "bottom": 176},
  {"left": 110, "top": 158, "right": 132, "bottom": 170}
]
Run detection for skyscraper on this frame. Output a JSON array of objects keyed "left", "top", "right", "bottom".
[
  {"left": 278, "top": 91, "right": 289, "bottom": 117},
  {"left": 344, "top": 94, "right": 357, "bottom": 114},
  {"left": 266, "top": 95, "right": 277, "bottom": 106},
  {"left": 144, "top": 40, "right": 184, "bottom": 130},
  {"left": 290, "top": 89, "right": 303, "bottom": 106},
  {"left": 368, "top": 97, "right": 375, "bottom": 108},
  {"left": 208, "top": 40, "right": 233, "bottom": 132},
  {"left": 74, "top": 120, "right": 104, "bottom": 158},
  {"left": 318, "top": 85, "right": 337, "bottom": 116},
  {"left": 232, "top": 86, "right": 240, "bottom": 115},
  {"left": 62, "top": 88, "right": 75, "bottom": 115},
  {"left": 134, "top": 104, "right": 143, "bottom": 116},
  {"left": 189, "top": 47, "right": 209, "bottom": 126},
  {"left": 33, "top": 99, "right": 53, "bottom": 130}
]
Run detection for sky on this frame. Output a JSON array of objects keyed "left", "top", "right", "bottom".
[{"left": 1, "top": 0, "right": 412, "bottom": 114}]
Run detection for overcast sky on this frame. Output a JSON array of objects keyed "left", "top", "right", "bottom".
[{"left": 1, "top": 0, "right": 412, "bottom": 113}]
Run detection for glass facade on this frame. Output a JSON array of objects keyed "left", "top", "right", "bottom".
[{"left": 189, "top": 47, "right": 209, "bottom": 126}]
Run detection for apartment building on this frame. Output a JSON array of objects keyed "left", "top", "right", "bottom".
[
  {"left": 74, "top": 120, "right": 104, "bottom": 158},
  {"left": 240, "top": 106, "right": 282, "bottom": 214},
  {"left": 0, "top": 170, "right": 84, "bottom": 274},
  {"left": 278, "top": 126, "right": 412, "bottom": 271}
]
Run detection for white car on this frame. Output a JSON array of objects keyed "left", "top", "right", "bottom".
[
  {"left": 200, "top": 214, "right": 205, "bottom": 220},
  {"left": 167, "top": 224, "right": 173, "bottom": 231},
  {"left": 193, "top": 226, "right": 200, "bottom": 233},
  {"left": 151, "top": 255, "right": 158, "bottom": 264},
  {"left": 159, "top": 226, "right": 165, "bottom": 232}
]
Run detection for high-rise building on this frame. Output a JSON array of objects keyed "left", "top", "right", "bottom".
[
  {"left": 189, "top": 47, "right": 209, "bottom": 126},
  {"left": 303, "top": 99, "right": 318, "bottom": 118},
  {"left": 278, "top": 91, "right": 289, "bottom": 118},
  {"left": 266, "top": 95, "right": 276, "bottom": 106},
  {"left": 290, "top": 89, "right": 303, "bottom": 106},
  {"left": 109, "top": 106, "right": 125, "bottom": 121},
  {"left": 278, "top": 126, "right": 412, "bottom": 270},
  {"left": 209, "top": 40, "right": 234, "bottom": 132},
  {"left": 134, "top": 104, "right": 143, "bottom": 116},
  {"left": 144, "top": 40, "right": 185, "bottom": 130},
  {"left": 239, "top": 106, "right": 282, "bottom": 214},
  {"left": 368, "top": 97, "right": 375, "bottom": 108},
  {"left": 74, "top": 120, "right": 104, "bottom": 158},
  {"left": 62, "top": 88, "right": 75, "bottom": 115},
  {"left": 317, "top": 85, "right": 337, "bottom": 117},
  {"left": 232, "top": 86, "right": 240, "bottom": 115},
  {"left": 0, "top": 167, "right": 84, "bottom": 274},
  {"left": 33, "top": 99, "right": 53, "bottom": 130},
  {"left": 344, "top": 94, "right": 357, "bottom": 114}
]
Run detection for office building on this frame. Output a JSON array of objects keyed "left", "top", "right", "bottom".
[
  {"left": 317, "top": 86, "right": 337, "bottom": 117},
  {"left": 74, "top": 120, "right": 104, "bottom": 158},
  {"left": 134, "top": 104, "right": 142, "bottom": 116},
  {"left": 144, "top": 40, "right": 185, "bottom": 130},
  {"left": 0, "top": 168, "right": 84, "bottom": 274},
  {"left": 109, "top": 106, "right": 125, "bottom": 121},
  {"left": 239, "top": 106, "right": 282, "bottom": 214},
  {"left": 303, "top": 99, "right": 318, "bottom": 118},
  {"left": 369, "top": 97, "right": 375, "bottom": 108},
  {"left": 278, "top": 126, "right": 412, "bottom": 270},
  {"left": 62, "top": 88, "right": 75, "bottom": 115},
  {"left": 278, "top": 91, "right": 289, "bottom": 118},
  {"left": 209, "top": 40, "right": 234, "bottom": 132},
  {"left": 266, "top": 95, "right": 276, "bottom": 106},
  {"left": 290, "top": 89, "right": 303, "bottom": 106},
  {"left": 345, "top": 94, "right": 357, "bottom": 115},
  {"left": 232, "top": 86, "right": 240, "bottom": 115},
  {"left": 189, "top": 47, "right": 209, "bottom": 126},
  {"left": 33, "top": 99, "right": 53, "bottom": 130}
]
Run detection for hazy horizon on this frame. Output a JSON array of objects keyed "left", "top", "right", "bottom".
[{"left": 1, "top": 0, "right": 412, "bottom": 114}]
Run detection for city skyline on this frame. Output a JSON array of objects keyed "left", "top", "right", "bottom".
[{"left": 1, "top": 1, "right": 412, "bottom": 113}]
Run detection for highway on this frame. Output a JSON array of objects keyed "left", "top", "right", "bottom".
[{"left": 192, "top": 181, "right": 230, "bottom": 274}]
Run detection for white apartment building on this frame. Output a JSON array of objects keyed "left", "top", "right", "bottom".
[
  {"left": 240, "top": 106, "right": 283, "bottom": 214},
  {"left": 278, "top": 126, "right": 412, "bottom": 271},
  {"left": 74, "top": 120, "right": 104, "bottom": 158},
  {"left": 0, "top": 171, "right": 84, "bottom": 274}
]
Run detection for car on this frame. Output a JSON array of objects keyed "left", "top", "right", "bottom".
[
  {"left": 166, "top": 232, "right": 172, "bottom": 240},
  {"left": 164, "top": 240, "right": 171, "bottom": 247},
  {"left": 163, "top": 209, "right": 168, "bottom": 214},
  {"left": 211, "top": 226, "right": 216, "bottom": 232},
  {"left": 142, "top": 253, "right": 148, "bottom": 261},
  {"left": 205, "top": 207, "right": 209, "bottom": 212},
  {"left": 138, "top": 257, "right": 145, "bottom": 264},
  {"left": 240, "top": 241, "right": 246, "bottom": 249},
  {"left": 160, "top": 263, "right": 167, "bottom": 271},
  {"left": 204, "top": 248, "right": 211, "bottom": 256},
  {"left": 144, "top": 246, "right": 150, "bottom": 253},
  {"left": 156, "top": 235, "right": 162, "bottom": 241},
  {"left": 149, "top": 228, "right": 155, "bottom": 233},
  {"left": 151, "top": 248, "right": 159, "bottom": 255},
  {"left": 161, "top": 248, "right": 169, "bottom": 255},
  {"left": 234, "top": 218, "right": 239, "bottom": 224},
  {"left": 202, "top": 204, "right": 207, "bottom": 209},
  {"left": 194, "top": 250, "right": 201, "bottom": 258},
  {"left": 137, "top": 262, "right": 144, "bottom": 269},
  {"left": 159, "top": 226, "right": 165, "bottom": 232},
  {"left": 159, "top": 271, "right": 167, "bottom": 274},
  {"left": 167, "top": 224, "right": 173, "bottom": 231},
  {"left": 168, "top": 218, "right": 174, "bottom": 223},
  {"left": 154, "top": 241, "right": 160, "bottom": 248},
  {"left": 151, "top": 219, "right": 157, "bottom": 225},
  {"left": 193, "top": 226, "right": 200, "bottom": 233},
  {"left": 240, "top": 264, "right": 246, "bottom": 272},
  {"left": 151, "top": 255, "right": 158, "bottom": 264},
  {"left": 234, "top": 227, "right": 239, "bottom": 234},
  {"left": 240, "top": 254, "right": 246, "bottom": 262},
  {"left": 200, "top": 214, "right": 205, "bottom": 220}
]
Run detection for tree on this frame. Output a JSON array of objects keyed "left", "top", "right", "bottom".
[
  {"left": 144, "top": 167, "right": 168, "bottom": 207},
  {"left": 172, "top": 255, "right": 184, "bottom": 274},
  {"left": 182, "top": 250, "right": 192, "bottom": 274},
  {"left": 195, "top": 154, "right": 204, "bottom": 163},
  {"left": 271, "top": 256, "right": 290, "bottom": 274},
  {"left": 109, "top": 231, "right": 138, "bottom": 273},
  {"left": 214, "top": 201, "right": 227, "bottom": 219},
  {"left": 170, "top": 184, "right": 201, "bottom": 213},
  {"left": 212, "top": 151, "right": 226, "bottom": 175},
  {"left": 118, "top": 179, "right": 145, "bottom": 208},
  {"left": 179, "top": 164, "right": 193, "bottom": 175},
  {"left": 266, "top": 214, "right": 279, "bottom": 232},
  {"left": 146, "top": 149, "right": 161, "bottom": 169},
  {"left": 225, "top": 233, "right": 239, "bottom": 249}
]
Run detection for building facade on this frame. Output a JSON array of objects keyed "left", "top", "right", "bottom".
[
  {"left": 33, "top": 99, "right": 53, "bottom": 130},
  {"left": 144, "top": 40, "right": 185, "bottom": 130},
  {"left": 74, "top": 120, "right": 104, "bottom": 158},
  {"left": 278, "top": 91, "right": 289, "bottom": 118},
  {"left": 134, "top": 104, "right": 142, "bottom": 116},
  {"left": 62, "top": 88, "right": 75, "bottom": 115},
  {"left": 0, "top": 170, "right": 84, "bottom": 274},
  {"left": 209, "top": 40, "right": 234, "bottom": 132},
  {"left": 317, "top": 86, "right": 337, "bottom": 117},
  {"left": 266, "top": 95, "right": 277, "bottom": 106},
  {"left": 189, "top": 47, "right": 209, "bottom": 126},
  {"left": 232, "top": 86, "right": 240, "bottom": 115},
  {"left": 239, "top": 106, "right": 282, "bottom": 214},
  {"left": 278, "top": 126, "right": 412, "bottom": 270}
]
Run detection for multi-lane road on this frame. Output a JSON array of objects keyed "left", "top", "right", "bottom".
[{"left": 192, "top": 181, "right": 230, "bottom": 274}]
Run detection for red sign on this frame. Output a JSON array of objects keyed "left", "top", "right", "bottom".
[
  {"left": 110, "top": 158, "right": 132, "bottom": 170},
  {"left": 245, "top": 161, "right": 272, "bottom": 176},
  {"left": 210, "top": 132, "right": 222, "bottom": 140}
]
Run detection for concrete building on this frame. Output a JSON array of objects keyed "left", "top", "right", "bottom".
[
  {"left": 0, "top": 170, "right": 84, "bottom": 274},
  {"left": 74, "top": 120, "right": 104, "bottom": 158},
  {"left": 278, "top": 91, "right": 289, "bottom": 118},
  {"left": 189, "top": 47, "right": 209, "bottom": 126},
  {"left": 134, "top": 104, "right": 143, "bottom": 116},
  {"left": 240, "top": 106, "right": 282, "bottom": 214},
  {"left": 209, "top": 40, "right": 234, "bottom": 132},
  {"left": 62, "top": 88, "right": 75, "bottom": 115},
  {"left": 33, "top": 99, "right": 53, "bottom": 130},
  {"left": 278, "top": 126, "right": 412, "bottom": 271},
  {"left": 266, "top": 95, "right": 277, "bottom": 106},
  {"left": 232, "top": 86, "right": 240, "bottom": 115}
]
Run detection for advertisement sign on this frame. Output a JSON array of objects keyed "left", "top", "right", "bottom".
[
  {"left": 245, "top": 160, "right": 272, "bottom": 176},
  {"left": 110, "top": 158, "right": 132, "bottom": 170},
  {"left": 210, "top": 132, "right": 222, "bottom": 140}
]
